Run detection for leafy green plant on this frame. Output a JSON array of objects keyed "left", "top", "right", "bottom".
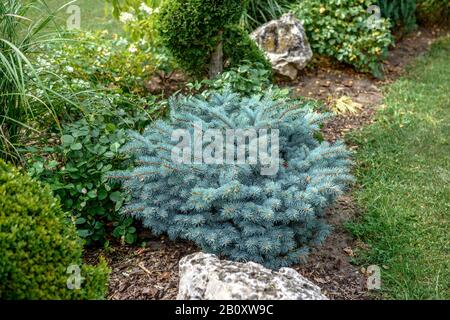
[
  {"left": 27, "top": 92, "right": 164, "bottom": 245},
  {"left": 200, "top": 61, "right": 273, "bottom": 95},
  {"left": 0, "top": 0, "right": 61, "bottom": 163},
  {"left": 292, "top": 0, "right": 393, "bottom": 77},
  {"left": 104, "top": 0, "right": 177, "bottom": 77},
  {"left": 105, "top": 0, "right": 272, "bottom": 78},
  {"left": 106, "top": 0, "right": 163, "bottom": 41},
  {"left": 35, "top": 30, "right": 160, "bottom": 95},
  {"left": 187, "top": 61, "right": 290, "bottom": 100},
  {"left": 24, "top": 29, "right": 168, "bottom": 245},
  {"left": 377, "top": 0, "right": 417, "bottom": 34},
  {"left": 0, "top": 159, "right": 110, "bottom": 299}
]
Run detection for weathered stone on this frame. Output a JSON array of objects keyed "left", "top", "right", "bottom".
[
  {"left": 177, "top": 252, "right": 328, "bottom": 300},
  {"left": 251, "top": 13, "right": 313, "bottom": 80}
]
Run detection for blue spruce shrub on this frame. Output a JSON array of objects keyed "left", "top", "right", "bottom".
[{"left": 111, "top": 91, "right": 353, "bottom": 269}]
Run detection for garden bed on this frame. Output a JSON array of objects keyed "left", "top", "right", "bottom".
[{"left": 84, "top": 26, "right": 446, "bottom": 300}]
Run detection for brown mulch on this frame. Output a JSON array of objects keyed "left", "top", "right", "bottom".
[
  {"left": 292, "top": 195, "right": 370, "bottom": 300},
  {"left": 85, "top": 27, "right": 447, "bottom": 300},
  {"left": 85, "top": 238, "right": 198, "bottom": 300}
]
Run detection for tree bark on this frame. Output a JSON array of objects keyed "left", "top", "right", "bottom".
[{"left": 208, "top": 30, "right": 224, "bottom": 79}]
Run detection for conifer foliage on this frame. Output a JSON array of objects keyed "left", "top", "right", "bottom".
[
  {"left": 111, "top": 91, "right": 353, "bottom": 269},
  {"left": 156, "top": 0, "right": 270, "bottom": 77}
]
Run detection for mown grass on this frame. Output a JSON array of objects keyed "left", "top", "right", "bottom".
[
  {"left": 27, "top": 0, "right": 122, "bottom": 34},
  {"left": 347, "top": 36, "right": 450, "bottom": 299}
]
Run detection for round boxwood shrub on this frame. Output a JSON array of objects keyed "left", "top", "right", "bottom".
[
  {"left": 156, "top": 0, "right": 270, "bottom": 77},
  {"left": 0, "top": 160, "right": 109, "bottom": 299}
]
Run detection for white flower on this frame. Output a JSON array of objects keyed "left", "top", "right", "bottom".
[
  {"left": 119, "top": 12, "right": 135, "bottom": 23},
  {"left": 65, "top": 66, "right": 74, "bottom": 73},
  {"left": 128, "top": 44, "right": 138, "bottom": 53},
  {"left": 139, "top": 3, "right": 153, "bottom": 15}
]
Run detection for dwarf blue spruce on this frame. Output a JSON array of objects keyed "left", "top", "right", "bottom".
[{"left": 111, "top": 91, "right": 353, "bottom": 269}]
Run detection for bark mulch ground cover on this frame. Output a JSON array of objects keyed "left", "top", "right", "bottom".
[{"left": 85, "top": 27, "right": 446, "bottom": 300}]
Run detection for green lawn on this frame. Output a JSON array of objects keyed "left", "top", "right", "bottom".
[
  {"left": 347, "top": 36, "right": 450, "bottom": 299},
  {"left": 28, "top": 0, "right": 122, "bottom": 34}
]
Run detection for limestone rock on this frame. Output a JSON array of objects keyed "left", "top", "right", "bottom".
[
  {"left": 177, "top": 252, "right": 328, "bottom": 300},
  {"left": 251, "top": 12, "right": 313, "bottom": 80}
]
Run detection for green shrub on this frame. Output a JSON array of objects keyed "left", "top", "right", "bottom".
[
  {"left": 27, "top": 97, "right": 157, "bottom": 244},
  {"left": 0, "top": 160, "right": 109, "bottom": 299},
  {"left": 194, "top": 61, "right": 273, "bottom": 96},
  {"left": 292, "top": 0, "right": 393, "bottom": 77},
  {"left": 377, "top": 0, "right": 417, "bottom": 34},
  {"left": 26, "top": 32, "right": 167, "bottom": 245},
  {"left": 156, "top": 0, "right": 269, "bottom": 77},
  {"left": 35, "top": 30, "right": 160, "bottom": 95},
  {"left": 186, "top": 61, "right": 293, "bottom": 101},
  {"left": 417, "top": 0, "right": 449, "bottom": 26},
  {"left": 106, "top": 0, "right": 177, "bottom": 75},
  {"left": 26, "top": 92, "right": 163, "bottom": 245},
  {"left": 107, "top": 0, "right": 163, "bottom": 41}
]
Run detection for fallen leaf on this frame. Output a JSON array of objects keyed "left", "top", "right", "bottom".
[
  {"left": 332, "top": 96, "right": 363, "bottom": 115},
  {"left": 343, "top": 247, "right": 354, "bottom": 257}
]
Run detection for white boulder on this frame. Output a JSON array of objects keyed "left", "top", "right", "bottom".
[
  {"left": 251, "top": 12, "right": 313, "bottom": 80},
  {"left": 177, "top": 252, "right": 328, "bottom": 300}
]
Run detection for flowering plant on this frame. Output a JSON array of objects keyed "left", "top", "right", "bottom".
[
  {"left": 33, "top": 30, "right": 156, "bottom": 95},
  {"left": 108, "top": 0, "right": 163, "bottom": 42}
]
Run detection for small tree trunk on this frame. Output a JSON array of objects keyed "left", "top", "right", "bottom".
[{"left": 208, "top": 30, "right": 224, "bottom": 79}]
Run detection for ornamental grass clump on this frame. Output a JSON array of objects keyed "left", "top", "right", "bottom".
[{"left": 111, "top": 91, "right": 353, "bottom": 269}]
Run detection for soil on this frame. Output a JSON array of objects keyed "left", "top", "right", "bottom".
[
  {"left": 85, "top": 26, "right": 448, "bottom": 300},
  {"left": 85, "top": 239, "right": 197, "bottom": 300},
  {"left": 291, "top": 195, "right": 371, "bottom": 300}
]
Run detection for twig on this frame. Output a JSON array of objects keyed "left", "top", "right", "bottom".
[{"left": 138, "top": 262, "right": 152, "bottom": 276}]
